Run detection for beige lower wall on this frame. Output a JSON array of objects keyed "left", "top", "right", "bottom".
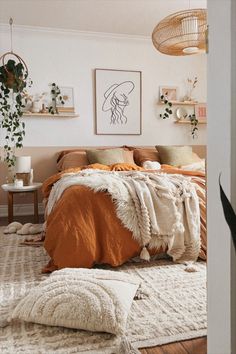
[{"left": 0, "top": 145, "right": 206, "bottom": 207}]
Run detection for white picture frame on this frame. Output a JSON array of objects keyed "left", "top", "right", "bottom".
[
  {"left": 57, "top": 87, "right": 74, "bottom": 112},
  {"left": 95, "top": 69, "right": 142, "bottom": 135},
  {"left": 159, "top": 86, "right": 178, "bottom": 101}
]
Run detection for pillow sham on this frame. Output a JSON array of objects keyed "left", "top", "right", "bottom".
[
  {"left": 86, "top": 148, "right": 125, "bottom": 165},
  {"left": 57, "top": 151, "right": 89, "bottom": 171},
  {"left": 10, "top": 268, "right": 140, "bottom": 336},
  {"left": 57, "top": 148, "right": 86, "bottom": 163},
  {"left": 156, "top": 145, "right": 201, "bottom": 167},
  {"left": 123, "top": 150, "right": 135, "bottom": 164},
  {"left": 133, "top": 148, "right": 160, "bottom": 166}
]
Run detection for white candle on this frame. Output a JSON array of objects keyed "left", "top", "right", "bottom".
[
  {"left": 14, "top": 179, "right": 24, "bottom": 188},
  {"left": 15, "top": 156, "right": 31, "bottom": 173}
]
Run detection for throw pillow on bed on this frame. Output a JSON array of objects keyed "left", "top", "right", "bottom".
[
  {"left": 57, "top": 151, "right": 89, "bottom": 171},
  {"left": 156, "top": 145, "right": 201, "bottom": 167},
  {"left": 133, "top": 148, "right": 160, "bottom": 166},
  {"left": 86, "top": 148, "right": 125, "bottom": 165},
  {"left": 123, "top": 150, "right": 135, "bottom": 164},
  {"left": 9, "top": 268, "right": 140, "bottom": 336}
]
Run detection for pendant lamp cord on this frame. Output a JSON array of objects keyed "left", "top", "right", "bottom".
[{"left": 9, "top": 17, "right": 13, "bottom": 53}]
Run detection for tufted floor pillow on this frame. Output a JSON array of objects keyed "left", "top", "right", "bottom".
[{"left": 9, "top": 268, "right": 140, "bottom": 336}]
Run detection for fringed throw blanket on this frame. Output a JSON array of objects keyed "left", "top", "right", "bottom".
[{"left": 46, "top": 170, "right": 200, "bottom": 262}]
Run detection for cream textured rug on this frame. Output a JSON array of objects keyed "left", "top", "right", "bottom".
[{"left": 0, "top": 227, "right": 207, "bottom": 353}]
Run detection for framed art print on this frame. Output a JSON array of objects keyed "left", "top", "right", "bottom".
[{"left": 95, "top": 69, "right": 142, "bottom": 135}]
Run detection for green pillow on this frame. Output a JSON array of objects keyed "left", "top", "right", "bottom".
[
  {"left": 86, "top": 148, "right": 125, "bottom": 165},
  {"left": 155, "top": 145, "right": 200, "bottom": 166}
]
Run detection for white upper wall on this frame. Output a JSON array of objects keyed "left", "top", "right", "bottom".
[
  {"left": 0, "top": 0, "right": 207, "bottom": 36},
  {"left": 0, "top": 25, "right": 207, "bottom": 147},
  {"left": 0, "top": 0, "right": 207, "bottom": 147}
]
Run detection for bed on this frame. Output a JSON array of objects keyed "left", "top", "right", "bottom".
[{"left": 41, "top": 146, "right": 206, "bottom": 272}]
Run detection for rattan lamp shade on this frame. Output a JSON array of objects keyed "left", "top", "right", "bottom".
[{"left": 152, "top": 9, "right": 207, "bottom": 56}]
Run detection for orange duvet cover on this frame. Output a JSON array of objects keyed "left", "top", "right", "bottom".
[{"left": 42, "top": 163, "right": 206, "bottom": 272}]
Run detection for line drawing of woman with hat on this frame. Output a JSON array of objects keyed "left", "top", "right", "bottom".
[{"left": 102, "top": 81, "right": 135, "bottom": 125}]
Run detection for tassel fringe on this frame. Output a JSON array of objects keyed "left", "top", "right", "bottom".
[
  {"left": 184, "top": 262, "right": 198, "bottom": 272},
  {"left": 134, "top": 284, "right": 150, "bottom": 300},
  {"left": 140, "top": 246, "right": 150, "bottom": 261}
]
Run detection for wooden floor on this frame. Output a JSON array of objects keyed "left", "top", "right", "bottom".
[
  {"left": 0, "top": 215, "right": 207, "bottom": 354},
  {"left": 0, "top": 215, "right": 44, "bottom": 226},
  {"left": 140, "top": 337, "right": 206, "bottom": 354}
]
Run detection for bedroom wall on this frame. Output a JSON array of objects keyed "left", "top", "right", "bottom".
[
  {"left": 0, "top": 25, "right": 207, "bottom": 147},
  {"left": 0, "top": 24, "right": 207, "bottom": 213}
]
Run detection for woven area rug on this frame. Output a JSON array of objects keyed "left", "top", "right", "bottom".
[{"left": 0, "top": 227, "right": 207, "bottom": 353}]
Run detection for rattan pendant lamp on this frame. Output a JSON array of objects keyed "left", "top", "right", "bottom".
[{"left": 152, "top": 6, "right": 207, "bottom": 56}]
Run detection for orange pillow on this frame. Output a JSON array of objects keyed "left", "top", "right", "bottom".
[
  {"left": 57, "top": 149, "right": 86, "bottom": 163},
  {"left": 57, "top": 151, "right": 89, "bottom": 171},
  {"left": 133, "top": 149, "right": 160, "bottom": 166}
]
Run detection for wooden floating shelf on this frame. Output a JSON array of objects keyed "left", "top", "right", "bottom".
[
  {"left": 23, "top": 113, "right": 79, "bottom": 118},
  {"left": 159, "top": 101, "right": 198, "bottom": 106},
  {"left": 174, "top": 119, "right": 207, "bottom": 124}
]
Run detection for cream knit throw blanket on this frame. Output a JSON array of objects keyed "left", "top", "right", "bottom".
[{"left": 46, "top": 170, "right": 201, "bottom": 262}]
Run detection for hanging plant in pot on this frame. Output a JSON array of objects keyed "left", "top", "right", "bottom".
[
  {"left": 0, "top": 18, "right": 32, "bottom": 168},
  {"left": 0, "top": 53, "right": 32, "bottom": 168}
]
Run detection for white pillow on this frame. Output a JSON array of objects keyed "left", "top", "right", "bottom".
[
  {"left": 9, "top": 268, "right": 140, "bottom": 336},
  {"left": 142, "top": 160, "right": 161, "bottom": 170},
  {"left": 180, "top": 159, "right": 205, "bottom": 172}
]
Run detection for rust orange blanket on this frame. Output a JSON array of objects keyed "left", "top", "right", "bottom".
[{"left": 42, "top": 163, "right": 206, "bottom": 272}]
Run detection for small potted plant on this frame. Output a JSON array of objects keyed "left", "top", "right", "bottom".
[{"left": 48, "top": 83, "right": 65, "bottom": 114}]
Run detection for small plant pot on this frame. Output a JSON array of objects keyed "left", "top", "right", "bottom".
[
  {"left": 5, "top": 71, "right": 15, "bottom": 88},
  {"left": 32, "top": 101, "right": 42, "bottom": 113}
]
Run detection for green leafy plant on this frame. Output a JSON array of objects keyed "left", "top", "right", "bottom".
[
  {"left": 159, "top": 94, "right": 173, "bottom": 119},
  {"left": 48, "top": 83, "right": 65, "bottom": 114},
  {"left": 0, "top": 59, "right": 31, "bottom": 167},
  {"left": 0, "top": 59, "right": 28, "bottom": 92},
  {"left": 159, "top": 88, "right": 200, "bottom": 139},
  {"left": 188, "top": 113, "right": 199, "bottom": 139}
]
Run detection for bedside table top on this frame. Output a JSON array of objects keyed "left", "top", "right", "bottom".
[{"left": 1, "top": 182, "right": 42, "bottom": 192}]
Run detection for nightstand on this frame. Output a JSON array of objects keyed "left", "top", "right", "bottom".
[{"left": 1, "top": 182, "right": 43, "bottom": 224}]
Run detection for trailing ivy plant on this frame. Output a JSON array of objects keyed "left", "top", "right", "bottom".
[
  {"left": 0, "top": 59, "right": 31, "bottom": 167},
  {"left": 188, "top": 113, "right": 199, "bottom": 139},
  {"left": 48, "top": 83, "right": 65, "bottom": 114},
  {"left": 159, "top": 94, "right": 173, "bottom": 119}
]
